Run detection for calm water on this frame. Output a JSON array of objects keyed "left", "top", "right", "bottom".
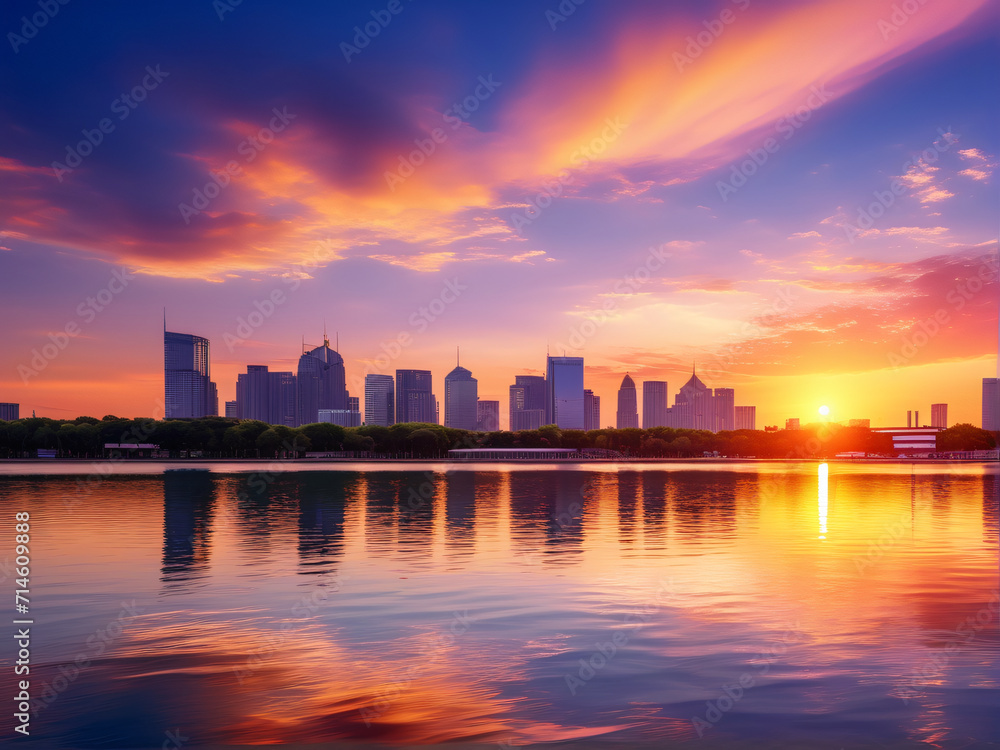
[{"left": 1, "top": 461, "right": 997, "bottom": 749}]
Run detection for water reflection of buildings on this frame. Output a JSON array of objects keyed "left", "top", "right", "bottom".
[
  {"left": 162, "top": 471, "right": 216, "bottom": 591},
  {"left": 233, "top": 475, "right": 298, "bottom": 556},
  {"left": 984, "top": 472, "right": 998, "bottom": 546},
  {"left": 669, "top": 471, "right": 739, "bottom": 537},
  {"left": 445, "top": 472, "right": 477, "bottom": 552},
  {"left": 297, "top": 473, "right": 349, "bottom": 574},
  {"left": 507, "top": 472, "right": 587, "bottom": 561}
]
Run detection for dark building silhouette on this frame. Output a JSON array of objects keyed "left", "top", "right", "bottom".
[
  {"left": 0, "top": 403, "right": 18, "bottom": 421},
  {"left": 510, "top": 374, "right": 547, "bottom": 430},
  {"left": 236, "top": 365, "right": 296, "bottom": 426},
  {"left": 396, "top": 369, "right": 436, "bottom": 423},
  {"left": 297, "top": 335, "right": 349, "bottom": 426},
  {"left": 616, "top": 373, "right": 639, "bottom": 429}
]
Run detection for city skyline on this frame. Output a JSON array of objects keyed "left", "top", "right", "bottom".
[
  {"left": 1, "top": 0, "right": 997, "bottom": 429},
  {"left": 3, "top": 315, "right": 991, "bottom": 431},
  {"left": 149, "top": 324, "right": 990, "bottom": 432}
]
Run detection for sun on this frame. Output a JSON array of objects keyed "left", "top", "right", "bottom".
[{"left": 818, "top": 405, "right": 830, "bottom": 416}]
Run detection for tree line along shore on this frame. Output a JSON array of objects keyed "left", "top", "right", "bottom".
[{"left": 0, "top": 416, "right": 995, "bottom": 460}]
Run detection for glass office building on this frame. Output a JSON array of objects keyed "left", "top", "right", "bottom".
[
  {"left": 546, "top": 356, "right": 584, "bottom": 430},
  {"left": 364, "top": 374, "right": 395, "bottom": 426},
  {"left": 164, "top": 330, "right": 217, "bottom": 418},
  {"left": 444, "top": 365, "right": 478, "bottom": 431}
]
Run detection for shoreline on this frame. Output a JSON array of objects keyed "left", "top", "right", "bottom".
[{"left": 0, "top": 456, "right": 996, "bottom": 465}]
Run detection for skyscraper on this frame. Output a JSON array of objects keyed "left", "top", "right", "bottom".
[
  {"left": 931, "top": 403, "right": 948, "bottom": 429},
  {"left": 642, "top": 381, "right": 669, "bottom": 428},
  {"left": 364, "top": 374, "right": 395, "bottom": 426},
  {"left": 0, "top": 403, "right": 19, "bottom": 421},
  {"left": 236, "top": 365, "right": 296, "bottom": 426},
  {"left": 673, "top": 366, "right": 714, "bottom": 431},
  {"left": 445, "top": 363, "right": 478, "bottom": 430},
  {"left": 983, "top": 379, "right": 999, "bottom": 431},
  {"left": 296, "top": 335, "right": 349, "bottom": 426},
  {"left": 735, "top": 405, "right": 756, "bottom": 430},
  {"left": 714, "top": 388, "right": 735, "bottom": 431},
  {"left": 584, "top": 390, "right": 598, "bottom": 430},
  {"left": 396, "top": 369, "right": 435, "bottom": 424},
  {"left": 224, "top": 400, "right": 237, "bottom": 418},
  {"left": 164, "top": 328, "right": 217, "bottom": 418},
  {"left": 509, "top": 374, "right": 547, "bottom": 431},
  {"left": 546, "top": 356, "right": 584, "bottom": 430},
  {"left": 477, "top": 400, "right": 500, "bottom": 431},
  {"left": 616, "top": 373, "right": 639, "bottom": 429}
]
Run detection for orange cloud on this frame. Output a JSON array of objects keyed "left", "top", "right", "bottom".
[{"left": 1, "top": 0, "right": 991, "bottom": 279}]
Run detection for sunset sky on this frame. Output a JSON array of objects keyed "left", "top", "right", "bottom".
[{"left": 1, "top": 0, "right": 997, "bottom": 428}]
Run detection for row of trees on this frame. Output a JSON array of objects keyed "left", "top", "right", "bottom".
[{"left": 0, "top": 415, "right": 995, "bottom": 459}]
